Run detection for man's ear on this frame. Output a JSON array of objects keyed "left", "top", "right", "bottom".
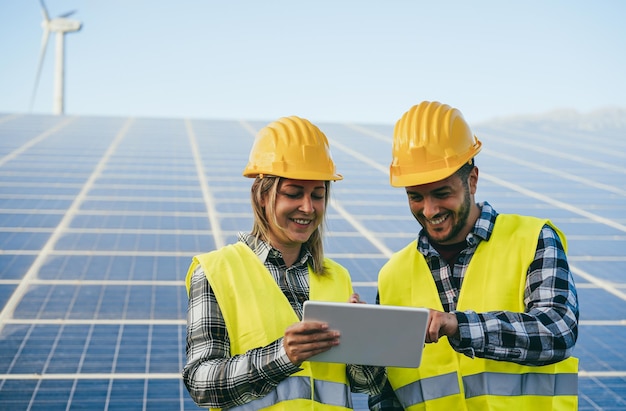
[{"left": 468, "top": 167, "right": 479, "bottom": 195}]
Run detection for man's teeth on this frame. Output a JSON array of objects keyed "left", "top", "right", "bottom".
[{"left": 428, "top": 215, "right": 447, "bottom": 225}]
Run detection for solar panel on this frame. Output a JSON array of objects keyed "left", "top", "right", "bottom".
[{"left": 0, "top": 112, "right": 625, "bottom": 410}]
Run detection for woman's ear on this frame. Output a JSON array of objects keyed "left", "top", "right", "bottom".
[{"left": 259, "top": 189, "right": 269, "bottom": 209}]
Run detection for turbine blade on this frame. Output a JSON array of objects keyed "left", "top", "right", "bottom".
[
  {"left": 39, "top": 0, "right": 50, "bottom": 21},
  {"left": 29, "top": 28, "right": 50, "bottom": 112},
  {"left": 59, "top": 10, "right": 77, "bottom": 18}
]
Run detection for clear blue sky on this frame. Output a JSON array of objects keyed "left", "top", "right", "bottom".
[{"left": 1, "top": 0, "right": 625, "bottom": 125}]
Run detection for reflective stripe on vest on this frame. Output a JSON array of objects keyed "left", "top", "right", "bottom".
[
  {"left": 227, "top": 376, "right": 353, "bottom": 411},
  {"left": 313, "top": 379, "right": 353, "bottom": 408},
  {"left": 395, "top": 372, "right": 460, "bottom": 406},
  {"left": 395, "top": 371, "right": 578, "bottom": 408},
  {"left": 463, "top": 372, "right": 578, "bottom": 398}
]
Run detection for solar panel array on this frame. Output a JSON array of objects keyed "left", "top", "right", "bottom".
[{"left": 0, "top": 112, "right": 624, "bottom": 410}]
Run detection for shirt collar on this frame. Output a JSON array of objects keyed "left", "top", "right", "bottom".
[
  {"left": 238, "top": 232, "right": 312, "bottom": 267},
  {"left": 417, "top": 201, "right": 498, "bottom": 255}
]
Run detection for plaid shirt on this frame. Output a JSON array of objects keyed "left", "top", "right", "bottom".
[
  {"left": 369, "top": 202, "right": 579, "bottom": 410},
  {"left": 183, "top": 233, "right": 385, "bottom": 409}
]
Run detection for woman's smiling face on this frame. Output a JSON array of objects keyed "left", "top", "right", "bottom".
[{"left": 264, "top": 179, "right": 327, "bottom": 250}]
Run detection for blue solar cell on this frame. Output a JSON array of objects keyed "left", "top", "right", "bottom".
[
  {"left": 30, "top": 379, "right": 74, "bottom": 405},
  {"left": 0, "top": 198, "right": 73, "bottom": 210},
  {"left": 568, "top": 238, "right": 626, "bottom": 257},
  {"left": 337, "top": 203, "right": 409, "bottom": 218},
  {"left": 89, "top": 255, "right": 189, "bottom": 282},
  {"left": 45, "top": 327, "right": 92, "bottom": 373},
  {"left": 554, "top": 221, "right": 625, "bottom": 236},
  {"left": 378, "top": 236, "right": 419, "bottom": 253},
  {"left": 149, "top": 326, "right": 185, "bottom": 373},
  {"left": 325, "top": 235, "right": 387, "bottom": 254},
  {"left": 0, "top": 255, "right": 36, "bottom": 279},
  {"left": 570, "top": 261, "right": 626, "bottom": 283},
  {"left": 0, "top": 212, "right": 63, "bottom": 228},
  {"left": 579, "top": 377, "right": 626, "bottom": 410},
  {"left": 80, "top": 325, "right": 122, "bottom": 373},
  {"left": 88, "top": 186, "right": 202, "bottom": 198},
  {"left": 12, "top": 285, "right": 66, "bottom": 319},
  {"left": 356, "top": 217, "right": 418, "bottom": 234},
  {"left": 0, "top": 284, "right": 17, "bottom": 312},
  {"left": 210, "top": 189, "right": 249, "bottom": 200},
  {"left": 352, "top": 286, "right": 379, "bottom": 305},
  {"left": 69, "top": 379, "right": 111, "bottom": 406},
  {"left": 81, "top": 199, "right": 206, "bottom": 212},
  {"left": 214, "top": 201, "right": 255, "bottom": 213},
  {"left": 218, "top": 216, "right": 254, "bottom": 231},
  {"left": 116, "top": 328, "right": 149, "bottom": 373},
  {"left": 9, "top": 325, "right": 58, "bottom": 374},
  {"left": 54, "top": 232, "right": 214, "bottom": 253},
  {"left": 108, "top": 379, "right": 146, "bottom": 407},
  {"left": 577, "top": 325, "right": 626, "bottom": 372},
  {"left": 332, "top": 257, "right": 388, "bottom": 284},
  {"left": 0, "top": 232, "right": 52, "bottom": 250},
  {"left": 12, "top": 285, "right": 187, "bottom": 320},
  {"left": 0, "top": 325, "right": 30, "bottom": 373},
  {"left": 0, "top": 186, "right": 81, "bottom": 196},
  {"left": 0, "top": 175, "right": 88, "bottom": 184},
  {"left": 578, "top": 288, "right": 626, "bottom": 321},
  {"left": 95, "top": 177, "right": 197, "bottom": 187},
  {"left": 0, "top": 379, "right": 38, "bottom": 409}
]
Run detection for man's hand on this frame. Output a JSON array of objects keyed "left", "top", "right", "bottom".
[{"left": 425, "top": 309, "right": 459, "bottom": 343}]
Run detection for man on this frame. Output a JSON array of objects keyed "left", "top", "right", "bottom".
[{"left": 368, "top": 101, "right": 579, "bottom": 410}]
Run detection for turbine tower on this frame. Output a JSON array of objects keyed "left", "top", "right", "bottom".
[{"left": 30, "top": 0, "right": 82, "bottom": 115}]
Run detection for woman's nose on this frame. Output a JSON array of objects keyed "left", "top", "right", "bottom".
[{"left": 298, "top": 195, "right": 314, "bottom": 213}]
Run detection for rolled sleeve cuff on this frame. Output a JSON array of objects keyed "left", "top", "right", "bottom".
[
  {"left": 449, "top": 310, "right": 483, "bottom": 358},
  {"left": 275, "top": 344, "right": 302, "bottom": 375}
]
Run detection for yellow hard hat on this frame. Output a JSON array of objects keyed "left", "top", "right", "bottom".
[
  {"left": 243, "top": 116, "right": 343, "bottom": 181},
  {"left": 390, "top": 101, "right": 482, "bottom": 187}
]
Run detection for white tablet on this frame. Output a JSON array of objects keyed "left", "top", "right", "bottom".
[{"left": 302, "top": 301, "right": 429, "bottom": 368}]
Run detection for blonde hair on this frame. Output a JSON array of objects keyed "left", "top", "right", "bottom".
[{"left": 249, "top": 176, "right": 330, "bottom": 275}]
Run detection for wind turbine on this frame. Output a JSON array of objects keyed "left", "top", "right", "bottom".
[{"left": 30, "top": 0, "right": 82, "bottom": 115}]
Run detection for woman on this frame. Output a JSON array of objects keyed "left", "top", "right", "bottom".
[{"left": 183, "top": 116, "right": 386, "bottom": 410}]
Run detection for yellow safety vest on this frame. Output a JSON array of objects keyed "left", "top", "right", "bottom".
[
  {"left": 187, "top": 242, "right": 355, "bottom": 411},
  {"left": 379, "top": 214, "right": 578, "bottom": 411}
]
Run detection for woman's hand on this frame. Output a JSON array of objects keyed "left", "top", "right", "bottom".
[{"left": 283, "top": 321, "right": 340, "bottom": 366}]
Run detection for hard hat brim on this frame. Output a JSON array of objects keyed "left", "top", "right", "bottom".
[
  {"left": 390, "top": 142, "right": 481, "bottom": 187},
  {"left": 243, "top": 170, "right": 343, "bottom": 181}
]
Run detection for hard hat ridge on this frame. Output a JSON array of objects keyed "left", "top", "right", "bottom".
[{"left": 243, "top": 116, "right": 343, "bottom": 181}]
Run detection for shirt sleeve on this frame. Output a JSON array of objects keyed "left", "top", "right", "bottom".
[
  {"left": 182, "top": 266, "right": 300, "bottom": 408},
  {"left": 449, "top": 224, "right": 579, "bottom": 366}
]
